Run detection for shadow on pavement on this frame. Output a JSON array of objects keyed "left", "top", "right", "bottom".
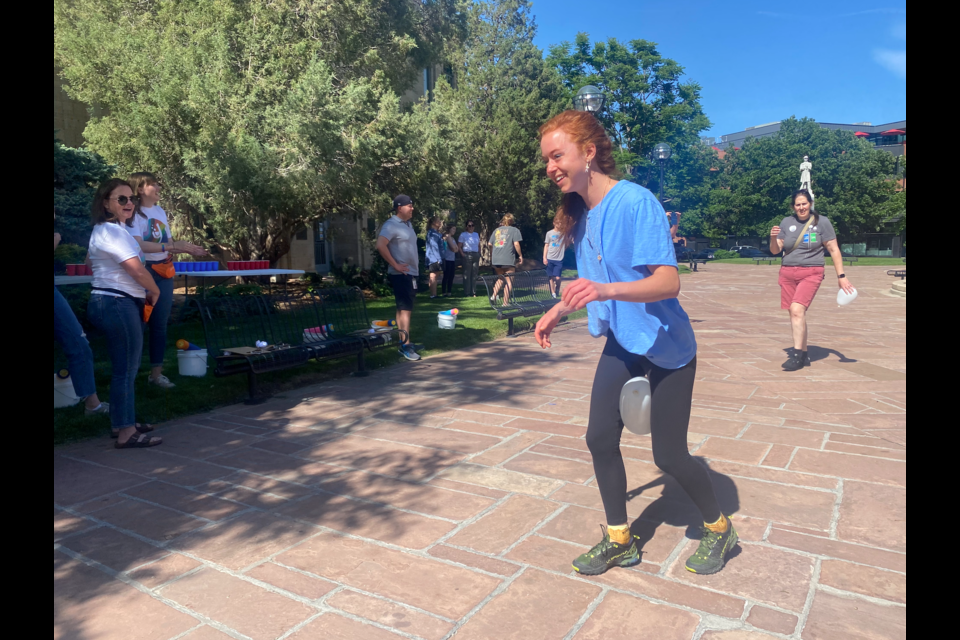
[{"left": 626, "top": 458, "right": 741, "bottom": 561}]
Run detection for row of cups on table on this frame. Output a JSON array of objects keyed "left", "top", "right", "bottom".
[
  {"left": 175, "top": 262, "right": 220, "bottom": 273},
  {"left": 226, "top": 261, "right": 271, "bottom": 271},
  {"left": 65, "top": 264, "right": 92, "bottom": 276}
]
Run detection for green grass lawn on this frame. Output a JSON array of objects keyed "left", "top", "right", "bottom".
[
  {"left": 711, "top": 257, "right": 905, "bottom": 266},
  {"left": 54, "top": 284, "right": 586, "bottom": 444}
]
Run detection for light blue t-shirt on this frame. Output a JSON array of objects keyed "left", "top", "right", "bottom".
[
  {"left": 426, "top": 229, "right": 444, "bottom": 264},
  {"left": 574, "top": 181, "right": 697, "bottom": 370}
]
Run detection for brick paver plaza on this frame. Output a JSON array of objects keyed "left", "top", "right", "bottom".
[{"left": 54, "top": 265, "right": 906, "bottom": 640}]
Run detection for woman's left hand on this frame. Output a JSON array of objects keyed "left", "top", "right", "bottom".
[
  {"left": 562, "top": 278, "right": 611, "bottom": 311},
  {"left": 838, "top": 277, "right": 855, "bottom": 294}
]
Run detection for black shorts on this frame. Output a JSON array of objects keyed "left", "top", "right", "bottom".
[
  {"left": 428, "top": 261, "right": 443, "bottom": 274},
  {"left": 389, "top": 274, "right": 417, "bottom": 311}
]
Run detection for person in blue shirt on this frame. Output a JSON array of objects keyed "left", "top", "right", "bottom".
[
  {"left": 425, "top": 217, "right": 445, "bottom": 300},
  {"left": 535, "top": 111, "right": 737, "bottom": 578}
]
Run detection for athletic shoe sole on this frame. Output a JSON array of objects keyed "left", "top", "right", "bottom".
[{"left": 572, "top": 556, "right": 641, "bottom": 576}]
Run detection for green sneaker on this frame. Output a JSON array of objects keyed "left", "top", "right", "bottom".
[
  {"left": 685, "top": 520, "right": 739, "bottom": 575},
  {"left": 572, "top": 526, "right": 641, "bottom": 576}
]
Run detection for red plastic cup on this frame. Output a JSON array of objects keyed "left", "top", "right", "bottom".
[
  {"left": 83, "top": 265, "right": 93, "bottom": 276},
  {"left": 260, "top": 261, "right": 269, "bottom": 270},
  {"left": 66, "top": 265, "right": 77, "bottom": 276}
]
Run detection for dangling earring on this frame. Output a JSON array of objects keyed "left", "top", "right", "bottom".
[{"left": 586, "top": 161, "right": 591, "bottom": 173}]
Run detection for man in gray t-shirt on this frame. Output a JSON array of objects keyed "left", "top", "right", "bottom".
[
  {"left": 377, "top": 195, "right": 422, "bottom": 361},
  {"left": 776, "top": 215, "right": 837, "bottom": 267}
]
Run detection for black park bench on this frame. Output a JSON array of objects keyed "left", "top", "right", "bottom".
[
  {"left": 479, "top": 269, "right": 561, "bottom": 336},
  {"left": 753, "top": 257, "right": 779, "bottom": 265},
  {"left": 192, "top": 287, "right": 406, "bottom": 403},
  {"left": 687, "top": 258, "right": 710, "bottom": 272}
]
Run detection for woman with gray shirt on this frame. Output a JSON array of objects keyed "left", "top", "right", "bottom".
[{"left": 770, "top": 190, "right": 855, "bottom": 371}]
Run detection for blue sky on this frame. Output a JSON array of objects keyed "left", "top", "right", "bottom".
[{"left": 530, "top": 0, "right": 906, "bottom": 138}]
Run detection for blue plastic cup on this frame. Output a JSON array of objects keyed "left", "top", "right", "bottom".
[
  {"left": 203, "top": 262, "right": 212, "bottom": 272},
  {"left": 186, "top": 263, "right": 195, "bottom": 272},
  {"left": 210, "top": 262, "right": 218, "bottom": 272}
]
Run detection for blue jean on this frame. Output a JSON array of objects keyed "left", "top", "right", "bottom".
[
  {"left": 146, "top": 269, "right": 174, "bottom": 368},
  {"left": 88, "top": 294, "right": 143, "bottom": 429},
  {"left": 53, "top": 287, "right": 97, "bottom": 399}
]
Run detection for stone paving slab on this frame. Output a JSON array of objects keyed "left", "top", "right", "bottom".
[{"left": 54, "top": 265, "right": 906, "bottom": 640}]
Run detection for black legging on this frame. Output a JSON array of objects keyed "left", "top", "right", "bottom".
[
  {"left": 588, "top": 334, "right": 722, "bottom": 526},
  {"left": 442, "top": 260, "right": 457, "bottom": 295}
]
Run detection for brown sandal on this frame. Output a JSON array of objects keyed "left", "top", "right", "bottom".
[
  {"left": 115, "top": 432, "right": 162, "bottom": 449},
  {"left": 111, "top": 424, "right": 155, "bottom": 439}
]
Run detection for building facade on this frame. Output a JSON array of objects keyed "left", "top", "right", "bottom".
[{"left": 715, "top": 119, "right": 907, "bottom": 158}]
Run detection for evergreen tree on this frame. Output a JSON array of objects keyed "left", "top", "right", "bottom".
[{"left": 54, "top": 0, "right": 464, "bottom": 262}]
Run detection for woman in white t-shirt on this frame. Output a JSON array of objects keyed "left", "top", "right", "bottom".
[
  {"left": 88, "top": 179, "right": 162, "bottom": 449},
  {"left": 128, "top": 173, "right": 206, "bottom": 389}
]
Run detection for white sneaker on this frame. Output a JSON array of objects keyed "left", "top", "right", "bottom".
[{"left": 148, "top": 374, "right": 176, "bottom": 389}]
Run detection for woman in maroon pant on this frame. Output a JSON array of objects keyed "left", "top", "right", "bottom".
[{"left": 770, "top": 189, "right": 855, "bottom": 371}]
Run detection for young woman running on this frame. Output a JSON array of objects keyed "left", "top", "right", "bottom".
[
  {"left": 770, "top": 190, "right": 856, "bottom": 371},
  {"left": 534, "top": 111, "right": 737, "bottom": 576}
]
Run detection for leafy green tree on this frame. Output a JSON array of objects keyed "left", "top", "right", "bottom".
[
  {"left": 713, "top": 118, "right": 897, "bottom": 241},
  {"left": 429, "top": 0, "right": 567, "bottom": 254},
  {"left": 54, "top": 0, "right": 463, "bottom": 262},
  {"left": 54, "top": 135, "right": 115, "bottom": 247},
  {"left": 547, "top": 33, "right": 711, "bottom": 182}
]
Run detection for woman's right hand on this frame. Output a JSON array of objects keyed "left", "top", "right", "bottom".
[
  {"left": 535, "top": 308, "right": 562, "bottom": 349},
  {"left": 146, "top": 288, "right": 160, "bottom": 307},
  {"left": 770, "top": 226, "right": 781, "bottom": 237}
]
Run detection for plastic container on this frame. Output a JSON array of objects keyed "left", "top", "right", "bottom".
[
  {"left": 66, "top": 265, "right": 77, "bottom": 276},
  {"left": 620, "top": 376, "right": 652, "bottom": 435},
  {"left": 177, "top": 349, "right": 208, "bottom": 377},
  {"left": 54, "top": 373, "right": 81, "bottom": 408},
  {"left": 837, "top": 288, "right": 859, "bottom": 306},
  {"left": 438, "top": 313, "right": 458, "bottom": 330}
]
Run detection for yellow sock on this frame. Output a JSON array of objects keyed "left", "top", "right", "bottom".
[
  {"left": 705, "top": 514, "right": 729, "bottom": 534},
  {"left": 607, "top": 524, "right": 632, "bottom": 545}
]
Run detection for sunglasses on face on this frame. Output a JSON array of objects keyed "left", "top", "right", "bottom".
[{"left": 111, "top": 196, "right": 139, "bottom": 206}]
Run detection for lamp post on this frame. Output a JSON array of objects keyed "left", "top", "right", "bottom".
[
  {"left": 653, "top": 142, "right": 672, "bottom": 206},
  {"left": 573, "top": 85, "right": 606, "bottom": 113}
]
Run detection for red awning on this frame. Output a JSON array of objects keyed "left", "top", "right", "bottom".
[
  {"left": 854, "top": 131, "right": 870, "bottom": 137},
  {"left": 881, "top": 129, "right": 906, "bottom": 135}
]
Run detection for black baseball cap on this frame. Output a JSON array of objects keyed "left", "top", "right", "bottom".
[{"left": 393, "top": 195, "right": 413, "bottom": 210}]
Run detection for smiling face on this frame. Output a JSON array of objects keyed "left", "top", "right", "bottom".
[
  {"left": 541, "top": 129, "right": 595, "bottom": 195},
  {"left": 397, "top": 203, "right": 414, "bottom": 222},
  {"left": 106, "top": 185, "right": 137, "bottom": 223},
  {"left": 793, "top": 194, "right": 812, "bottom": 219}
]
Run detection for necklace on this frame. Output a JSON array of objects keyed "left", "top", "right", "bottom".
[{"left": 585, "top": 179, "right": 617, "bottom": 262}]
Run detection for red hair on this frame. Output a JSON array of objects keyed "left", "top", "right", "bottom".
[{"left": 539, "top": 110, "right": 617, "bottom": 242}]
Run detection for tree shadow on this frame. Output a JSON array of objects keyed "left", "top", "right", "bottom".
[
  {"left": 54, "top": 340, "right": 598, "bottom": 639},
  {"left": 626, "top": 458, "right": 741, "bottom": 561}
]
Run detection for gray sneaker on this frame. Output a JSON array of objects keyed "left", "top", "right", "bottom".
[
  {"left": 84, "top": 402, "right": 110, "bottom": 417},
  {"left": 148, "top": 374, "right": 177, "bottom": 389},
  {"left": 399, "top": 345, "right": 421, "bottom": 362}
]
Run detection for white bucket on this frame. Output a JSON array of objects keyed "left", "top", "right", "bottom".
[
  {"left": 438, "top": 313, "right": 458, "bottom": 330},
  {"left": 177, "top": 349, "right": 208, "bottom": 377},
  {"left": 54, "top": 374, "right": 81, "bottom": 409}
]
